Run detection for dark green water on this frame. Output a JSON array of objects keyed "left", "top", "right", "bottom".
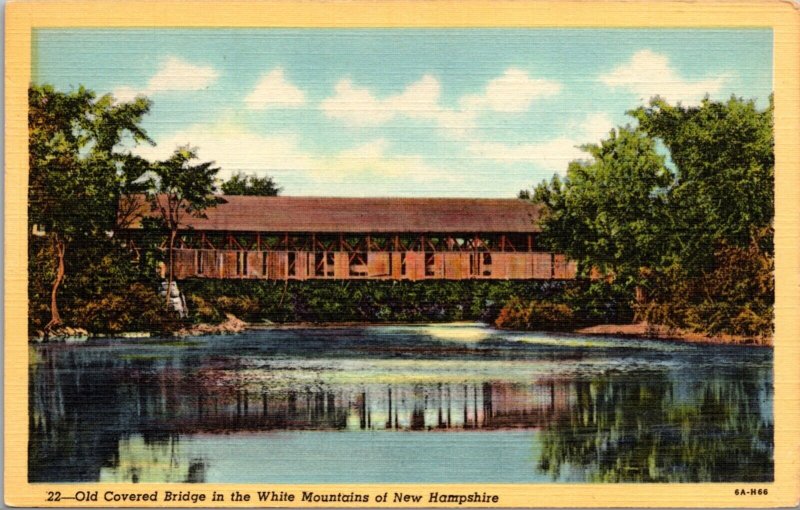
[{"left": 29, "top": 324, "right": 773, "bottom": 483}]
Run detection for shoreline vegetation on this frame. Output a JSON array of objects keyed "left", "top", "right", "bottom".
[
  {"left": 32, "top": 318, "right": 771, "bottom": 348},
  {"left": 28, "top": 85, "right": 774, "bottom": 348}
]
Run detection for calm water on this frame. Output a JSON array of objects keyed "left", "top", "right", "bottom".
[{"left": 29, "top": 324, "right": 773, "bottom": 483}]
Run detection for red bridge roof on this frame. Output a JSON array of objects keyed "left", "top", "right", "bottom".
[{"left": 126, "top": 195, "right": 543, "bottom": 234}]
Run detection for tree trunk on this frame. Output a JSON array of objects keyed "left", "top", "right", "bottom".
[
  {"left": 44, "top": 235, "right": 66, "bottom": 333},
  {"left": 166, "top": 229, "right": 177, "bottom": 309}
]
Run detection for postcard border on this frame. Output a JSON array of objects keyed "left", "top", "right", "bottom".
[{"left": 5, "top": 1, "right": 799, "bottom": 507}]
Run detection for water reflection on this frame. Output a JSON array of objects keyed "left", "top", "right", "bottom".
[
  {"left": 29, "top": 325, "right": 773, "bottom": 483},
  {"left": 537, "top": 374, "right": 773, "bottom": 482}
]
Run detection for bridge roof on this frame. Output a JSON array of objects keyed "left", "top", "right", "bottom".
[{"left": 125, "top": 195, "right": 543, "bottom": 233}]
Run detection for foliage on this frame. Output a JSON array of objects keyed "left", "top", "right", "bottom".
[
  {"left": 529, "top": 96, "right": 774, "bottom": 339},
  {"left": 70, "top": 283, "right": 177, "bottom": 335},
  {"left": 28, "top": 85, "right": 153, "bottom": 235},
  {"left": 533, "top": 126, "right": 671, "bottom": 286},
  {"left": 28, "top": 233, "right": 169, "bottom": 334},
  {"left": 179, "top": 279, "right": 578, "bottom": 325},
  {"left": 28, "top": 237, "right": 56, "bottom": 331},
  {"left": 28, "top": 84, "right": 153, "bottom": 330},
  {"left": 630, "top": 96, "right": 774, "bottom": 272},
  {"left": 635, "top": 227, "right": 773, "bottom": 342},
  {"left": 221, "top": 171, "right": 281, "bottom": 196},
  {"left": 494, "top": 297, "right": 574, "bottom": 331},
  {"left": 145, "top": 146, "right": 221, "bottom": 307},
  {"left": 561, "top": 281, "right": 635, "bottom": 325}
]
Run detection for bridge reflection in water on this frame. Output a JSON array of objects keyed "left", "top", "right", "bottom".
[{"left": 29, "top": 326, "right": 773, "bottom": 484}]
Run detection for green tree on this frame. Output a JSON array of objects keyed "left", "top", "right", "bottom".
[
  {"left": 146, "top": 146, "right": 221, "bottom": 307},
  {"left": 221, "top": 171, "right": 281, "bottom": 196},
  {"left": 533, "top": 126, "right": 672, "bottom": 285},
  {"left": 28, "top": 84, "right": 153, "bottom": 331},
  {"left": 528, "top": 96, "right": 774, "bottom": 338},
  {"left": 630, "top": 96, "right": 774, "bottom": 272}
]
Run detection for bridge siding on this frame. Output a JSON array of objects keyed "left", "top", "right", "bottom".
[{"left": 171, "top": 248, "right": 577, "bottom": 281}]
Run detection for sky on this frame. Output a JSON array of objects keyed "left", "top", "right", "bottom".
[{"left": 32, "top": 29, "right": 772, "bottom": 197}]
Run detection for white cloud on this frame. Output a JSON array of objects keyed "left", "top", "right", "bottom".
[
  {"left": 134, "top": 123, "right": 314, "bottom": 178},
  {"left": 321, "top": 68, "right": 561, "bottom": 136},
  {"left": 599, "top": 49, "right": 731, "bottom": 105},
  {"left": 576, "top": 112, "right": 616, "bottom": 142},
  {"left": 112, "top": 86, "right": 144, "bottom": 103},
  {"left": 466, "top": 112, "right": 615, "bottom": 172},
  {"left": 244, "top": 68, "right": 306, "bottom": 110},
  {"left": 320, "top": 75, "right": 442, "bottom": 127},
  {"left": 459, "top": 68, "right": 562, "bottom": 113},
  {"left": 313, "top": 138, "right": 459, "bottom": 184},
  {"left": 134, "top": 122, "right": 457, "bottom": 195},
  {"left": 113, "top": 56, "right": 219, "bottom": 101}
]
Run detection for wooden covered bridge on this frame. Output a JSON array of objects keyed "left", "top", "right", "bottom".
[{"left": 126, "top": 196, "right": 577, "bottom": 281}]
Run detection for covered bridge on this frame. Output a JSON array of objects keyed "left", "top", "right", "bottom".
[{"left": 124, "top": 196, "right": 577, "bottom": 281}]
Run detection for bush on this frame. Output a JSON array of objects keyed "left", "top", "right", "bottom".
[
  {"left": 634, "top": 228, "right": 773, "bottom": 340},
  {"left": 178, "top": 279, "right": 579, "bottom": 325},
  {"left": 495, "top": 297, "right": 575, "bottom": 331},
  {"left": 70, "top": 283, "right": 178, "bottom": 335},
  {"left": 187, "top": 295, "right": 223, "bottom": 324}
]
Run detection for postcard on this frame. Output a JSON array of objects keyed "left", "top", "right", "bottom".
[{"left": 5, "top": 0, "right": 799, "bottom": 507}]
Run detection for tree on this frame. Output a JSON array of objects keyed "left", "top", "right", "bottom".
[
  {"left": 527, "top": 96, "right": 774, "bottom": 337},
  {"left": 146, "top": 146, "right": 221, "bottom": 307},
  {"left": 221, "top": 172, "right": 281, "bottom": 196},
  {"left": 533, "top": 126, "right": 672, "bottom": 285},
  {"left": 629, "top": 96, "right": 774, "bottom": 273},
  {"left": 28, "top": 84, "right": 153, "bottom": 331}
]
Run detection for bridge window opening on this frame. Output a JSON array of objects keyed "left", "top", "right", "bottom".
[
  {"left": 196, "top": 251, "right": 204, "bottom": 275},
  {"left": 400, "top": 253, "right": 407, "bottom": 276},
  {"left": 482, "top": 253, "right": 492, "bottom": 276},
  {"left": 388, "top": 252, "right": 393, "bottom": 275},
  {"left": 262, "top": 252, "right": 268, "bottom": 275},
  {"left": 425, "top": 252, "right": 435, "bottom": 277},
  {"left": 315, "top": 252, "right": 325, "bottom": 277},
  {"left": 288, "top": 252, "right": 296, "bottom": 277},
  {"left": 326, "top": 252, "right": 335, "bottom": 277},
  {"left": 506, "top": 235, "right": 525, "bottom": 252},
  {"left": 350, "top": 252, "right": 367, "bottom": 277}
]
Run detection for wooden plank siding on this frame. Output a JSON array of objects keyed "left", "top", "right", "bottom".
[
  {"left": 170, "top": 247, "right": 576, "bottom": 280},
  {"left": 367, "top": 252, "right": 391, "bottom": 277},
  {"left": 390, "top": 252, "right": 403, "bottom": 279},
  {"left": 268, "top": 252, "right": 286, "bottom": 279},
  {"left": 443, "top": 253, "right": 470, "bottom": 279}
]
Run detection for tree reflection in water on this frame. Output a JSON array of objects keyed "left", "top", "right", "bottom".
[{"left": 537, "top": 371, "right": 773, "bottom": 482}]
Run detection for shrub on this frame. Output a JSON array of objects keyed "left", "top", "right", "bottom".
[
  {"left": 178, "top": 279, "right": 579, "bottom": 325},
  {"left": 187, "top": 295, "right": 222, "bottom": 324},
  {"left": 70, "top": 283, "right": 177, "bottom": 334},
  {"left": 495, "top": 297, "right": 574, "bottom": 331},
  {"left": 634, "top": 228, "right": 773, "bottom": 340}
]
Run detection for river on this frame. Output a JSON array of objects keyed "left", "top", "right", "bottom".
[{"left": 29, "top": 323, "right": 773, "bottom": 483}]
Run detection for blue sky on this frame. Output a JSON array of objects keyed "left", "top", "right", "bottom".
[{"left": 32, "top": 29, "right": 772, "bottom": 197}]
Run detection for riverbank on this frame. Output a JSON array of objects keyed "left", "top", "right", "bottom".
[
  {"left": 31, "top": 319, "right": 771, "bottom": 347},
  {"left": 575, "top": 322, "right": 772, "bottom": 347},
  {"left": 252, "top": 320, "right": 772, "bottom": 347}
]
